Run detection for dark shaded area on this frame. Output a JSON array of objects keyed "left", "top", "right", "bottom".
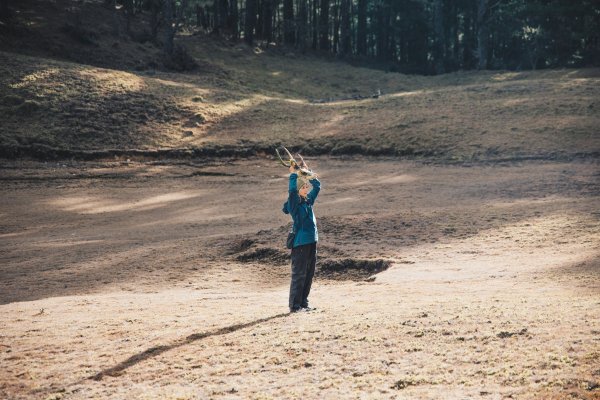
[
  {"left": 234, "top": 239, "right": 391, "bottom": 281},
  {"left": 1, "top": 142, "right": 599, "bottom": 163},
  {"left": 0, "top": 0, "right": 163, "bottom": 71},
  {"left": 228, "top": 234, "right": 392, "bottom": 281},
  {"left": 318, "top": 258, "right": 391, "bottom": 281},
  {"left": 236, "top": 247, "right": 288, "bottom": 264},
  {"left": 2, "top": 0, "right": 598, "bottom": 79},
  {"left": 2, "top": 144, "right": 599, "bottom": 163}
]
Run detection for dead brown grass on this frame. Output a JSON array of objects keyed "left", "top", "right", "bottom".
[{"left": 2, "top": 47, "right": 598, "bottom": 162}]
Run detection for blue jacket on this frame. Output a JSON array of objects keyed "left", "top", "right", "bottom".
[{"left": 282, "top": 173, "right": 321, "bottom": 248}]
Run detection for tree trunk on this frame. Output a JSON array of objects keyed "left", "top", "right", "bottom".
[
  {"left": 318, "top": 0, "right": 329, "bottom": 50},
  {"left": 212, "top": 0, "right": 219, "bottom": 32},
  {"left": 449, "top": 0, "right": 459, "bottom": 70},
  {"left": 111, "top": 0, "right": 121, "bottom": 36},
  {"left": 175, "top": 0, "right": 188, "bottom": 32},
  {"left": 375, "top": 4, "right": 383, "bottom": 60},
  {"left": 220, "top": 0, "right": 229, "bottom": 33},
  {"left": 205, "top": 5, "right": 213, "bottom": 31},
  {"left": 149, "top": 0, "right": 160, "bottom": 40},
  {"left": 339, "top": 0, "right": 350, "bottom": 57},
  {"left": 433, "top": 0, "right": 445, "bottom": 74},
  {"left": 0, "top": 0, "right": 9, "bottom": 21},
  {"left": 406, "top": 1, "right": 428, "bottom": 72},
  {"left": 256, "top": 0, "right": 263, "bottom": 39},
  {"left": 356, "top": 0, "right": 367, "bottom": 55},
  {"left": 462, "top": 2, "right": 475, "bottom": 69},
  {"left": 197, "top": 4, "right": 208, "bottom": 29},
  {"left": 311, "top": 0, "right": 318, "bottom": 49},
  {"left": 245, "top": 0, "right": 257, "bottom": 45},
  {"left": 376, "top": 3, "right": 392, "bottom": 61},
  {"left": 122, "top": 0, "right": 134, "bottom": 35},
  {"left": 296, "top": 0, "right": 308, "bottom": 51},
  {"left": 229, "top": 0, "right": 239, "bottom": 38},
  {"left": 134, "top": 0, "right": 143, "bottom": 14},
  {"left": 163, "top": 0, "right": 175, "bottom": 56},
  {"left": 283, "top": 0, "right": 294, "bottom": 45},
  {"left": 332, "top": 0, "right": 340, "bottom": 54},
  {"left": 399, "top": 13, "right": 407, "bottom": 66},
  {"left": 212, "top": 0, "right": 228, "bottom": 33},
  {"left": 476, "top": 0, "right": 489, "bottom": 70},
  {"left": 374, "top": 1, "right": 393, "bottom": 62},
  {"left": 262, "top": 0, "right": 273, "bottom": 43},
  {"left": 196, "top": 4, "right": 202, "bottom": 27}
]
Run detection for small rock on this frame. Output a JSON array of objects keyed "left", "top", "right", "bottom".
[
  {"left": 586, "top": 381, "right": 599, "bottom": 391},
  {"left": 391, "top": 378, "right": 418, "bottom": 390}
]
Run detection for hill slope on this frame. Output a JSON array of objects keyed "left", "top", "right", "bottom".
[{"left": 0, "top": 0, "right": 599, "bottom": 161}]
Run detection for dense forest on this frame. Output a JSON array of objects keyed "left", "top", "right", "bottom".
[
  {"left": 204, "top": 0, "right": 600, "bottom": 73},
  {"left": 1, "top": 0, "right": 599, "bottom": 74}
]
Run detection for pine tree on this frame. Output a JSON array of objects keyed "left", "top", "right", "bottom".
[{"left": 245, "top": 0, "right": 257, "bottom": 44}]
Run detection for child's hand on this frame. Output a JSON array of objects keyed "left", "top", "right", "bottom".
[{"left": 289, "top": 165, "right": 297, "bottom": 174}]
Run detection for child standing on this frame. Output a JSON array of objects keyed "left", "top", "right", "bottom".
[{"left": 282, "top": 166, "right": 321, "bottom": 313}]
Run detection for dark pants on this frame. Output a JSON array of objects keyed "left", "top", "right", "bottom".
[{"left": 289, "top": 242, "right": 317, "bottom": 311}]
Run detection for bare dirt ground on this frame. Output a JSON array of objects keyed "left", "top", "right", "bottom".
[
  {"left": 1, "top": 157, "right": 599, "bottom": 399},
  {"left": 2, "top": 2, "right": 599, "bottom": 398}
]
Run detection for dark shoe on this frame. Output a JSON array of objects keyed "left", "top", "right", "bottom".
[
  {"left": 290, "top": 307, "right": 302, "bottom": 313},
  {"left": 302, "top": 306, "right": 316, "bottom": 312}
]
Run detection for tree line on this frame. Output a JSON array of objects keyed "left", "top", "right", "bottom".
[
  {"left": 3, "top": 0, "right": 597, "bottom": 74},
  {"left": 172, "top": 0, "right": 600, "bottom": 73}
]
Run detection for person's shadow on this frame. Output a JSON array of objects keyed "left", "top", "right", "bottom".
[{"left": 89, "top": 312, "right": 289, "bottom": 381}]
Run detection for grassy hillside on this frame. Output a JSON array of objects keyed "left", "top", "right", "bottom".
[{"left": 0, "top": 0, "right": 599, "bottom": 161}]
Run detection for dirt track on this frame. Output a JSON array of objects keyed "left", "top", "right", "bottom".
[{"left": 1, "top": 157, "right": 599, "bottom": 399}]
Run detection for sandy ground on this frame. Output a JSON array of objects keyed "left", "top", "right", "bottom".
[{"left": 0, "top": 157, "right": 599, "bottom": 399}]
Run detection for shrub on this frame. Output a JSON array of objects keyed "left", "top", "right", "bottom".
[
  {"left": 164, "top": 45, "right": 198, "bottom": 71},
  {"left": 1, "top": 94, "right": 24, "bottom": 106},
  {"left": 61, "top": 22, "right": 98, "bottom": 45},
  {"left": 13, "top": 100, "right": 41, "bottom": 115}
]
